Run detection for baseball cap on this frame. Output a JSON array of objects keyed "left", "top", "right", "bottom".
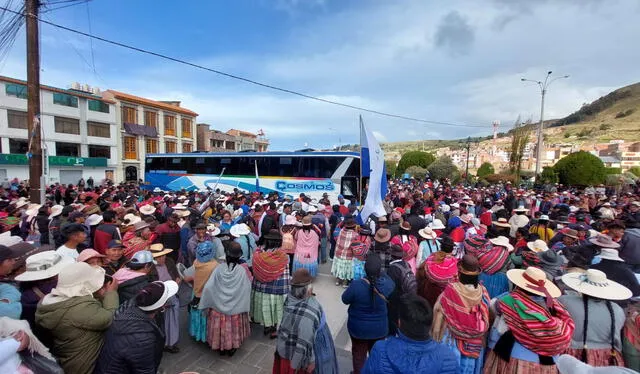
[
  {"left": 107, "top": 239, "right": 125, "bottom": 249},
  {"left": 130, "top": 250, "right": 156, "bottom": 266},
  {"left": 136, "top": 280, "right": 179, "bottom": 312},
  {"left": 0, "top": 245, "right": 19, "bottom": 262}
]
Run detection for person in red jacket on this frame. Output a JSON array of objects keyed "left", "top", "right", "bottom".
[{"left": 93, "top": 210, "right": 121, "bottom": 254}]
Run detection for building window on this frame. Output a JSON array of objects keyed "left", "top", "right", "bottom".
[
  {"left": 165, "top": 141, "right": 177, "bottom": 153},
  {"left": 88, "top": 145, "right": 110, "bottom": 158},
  {"left": 9, "top": 139, "right": 28, "bottom": 153},
  {"left": 5, "top": 83, "right": 27, "bottom": 99},
  {"left": 181, "top": 118, "right": 192, "bottom": 138},
  {"left": 182, "top": 142, "right": 192, "bottom": 153},
  {"left": 122, "top": 106, "right": 137, "bottom": 124},
  {"left": 7, "top": 110, "right": 28, "bottom": 129},
  {"left": 88, "top": 99, "right": 109, "bottom": 113},
  {"left": 144, "top": 110, "right": 158, "bottom": 129},
  {"left": 164, "top": 115, "right": 176, "bottom": 136},
  {"left": 54, "top": 117, "right": 80, "bottom": 135},
  {"left": 124, "top": 137, "right": 137, "bottom": 160},
  {"left": 53, "top": 92, "right": 79, "bottom": 108},
  {"left": 87, "top": 121, "right": 110, "bottom": 138},
  {"left": 146, "top": 139, "right": 158, "bottom": 154},
  {"left": 55, "top": 142, "right": 80, "bottom": 157}
]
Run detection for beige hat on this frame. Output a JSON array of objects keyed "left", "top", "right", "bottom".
[
  {"left": 589, "top": 234, "right": 620, "bottom": 249},
  {"left": 206, "top": 224, "right": 221, "bottom": 236},
  {"left": 599, "top": 248, "right": 624, "bottom": 262},
  {"left": 14, "top": 251, "right": 74, "bottom": 282},
  {"left": 139, "top": 204, "right": 156, "bottom": 216},
  {"left": 492, "top": 218, "right": 511, "bottom": 228},
  {"left": 174, "top": 209, "right": 191, "bottom": 218},
  {"left": 418, "top": 227, "right": 437, "bottom": 240},
  {"left": 429, "top": 219, "right": 445, "bottom": 230},
  {"left": 513, "top": 205, "right": 528, "bottom": 212},
  {"left": 123, "top": 213, "right": 141, "bottom": 226},
  {"left": 507, "top": 267, "right": 561, "bottom": 298},
  {"left": 85, "top": 214, "right": 103, "bottom": 227},
  {"left": 77, "top": 248, "right": 106, "bottom": 264},
  {"left": 526, "top": 239, "right": 549, "bottom": 253},
  {"left": 54, "top": 262, "right": 106, "bottom": 298},
  {"left": 25, "top": 204, "right": 42, "bottom": 217},
  {"left": 149, "top": 243, "right": 174, "bottom": 258},
  {"left": 133, "top": 220, "right": 150, "bottom": 231},
  {"left": 48, "top": 205, "right": 64, "bottom": 220},
  {"left": 561, "top": 269, "right": 632, "bottom": 301},
  {"left": 489, "top": 236, "right": 514, "bottom": 252}
]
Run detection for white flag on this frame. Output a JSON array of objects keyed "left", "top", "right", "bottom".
[{"left": 359, "top": 116, "right": 387, "bottom": 223}]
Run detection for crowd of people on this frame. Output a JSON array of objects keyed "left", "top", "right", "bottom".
[{"left": 0, "top": 177, "right": 639, "bottom": 373}]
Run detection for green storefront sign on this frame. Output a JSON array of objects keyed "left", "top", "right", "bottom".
[{"left": 0, "top": 154, "right": 107, "bottom": 167}]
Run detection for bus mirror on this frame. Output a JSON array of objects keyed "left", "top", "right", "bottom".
[{"left": 340, "top": 177, "right": 359, "bottom": 200}]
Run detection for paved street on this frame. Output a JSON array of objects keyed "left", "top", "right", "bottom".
[{"left": 159, "top": 262, "right": 354, "bottom": 374}]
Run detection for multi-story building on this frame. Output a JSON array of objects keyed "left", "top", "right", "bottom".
[
  {"left": 0, "top": 76, "right": 118, "bottom": 184},
  {"left": 196, "top": 123, "right": 236, "bottom": 152},
  {"left": 102, "top": 91, "right": 197, "bottom": 182},
  {"left": 227, "top": 129, "right": 269, "bottom": 152}
]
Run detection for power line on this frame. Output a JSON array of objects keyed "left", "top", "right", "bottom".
[{"left": 1, "top": 5, "right": 490, "bottom": 129}]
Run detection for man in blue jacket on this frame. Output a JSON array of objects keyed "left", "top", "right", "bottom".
[{"left": 361, "top": 294, "right": 458, "bottom": 374}]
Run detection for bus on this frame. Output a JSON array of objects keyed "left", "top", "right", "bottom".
[{"left": 143, "top": 151, "right": 361, "bottom": 202}]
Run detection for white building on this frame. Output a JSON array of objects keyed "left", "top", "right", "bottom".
[
  {"left": 102, "top": 91, "right": 198, "bottom": 182},
  {"left": 0, "top": 76, "right": 118, "bottom": 185}
]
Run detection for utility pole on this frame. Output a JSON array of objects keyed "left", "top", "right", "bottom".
[
  {"left": 464, "top": 137, "right": 471, "bottom": 186},
  {"left": 26, "top": 0, "right": 43, "bottom": 203}
]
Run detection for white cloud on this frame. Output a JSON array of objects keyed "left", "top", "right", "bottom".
[{"left": 372, "top": 131, "right": 388, "bottom": 143}]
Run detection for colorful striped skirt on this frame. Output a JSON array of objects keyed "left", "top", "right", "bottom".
[
  {"left": 331, "top": 257, "right": 354, "bottom": 281},
  {"left": 483, "top": 350, "right": 558, "bottom": 374},
  {"left": 565, "top": 348, "right": 625, "bottom": 367},
  {"left": 293, "top": 260, "right": 318, "bottom": 277},
  {"left": 189, "top": 306, "right": 207, "bottom": 343},
  {"left": 250, "top": 290, "right": 286, "bottom": 328},
  {"left": 207, "top": 309, "right": 251, "bottom": 351}
]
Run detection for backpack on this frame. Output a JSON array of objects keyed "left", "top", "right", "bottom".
[
  {"left": 281, "top": 230, "right": 296, "bottom": 252},
  {"left": 391, "top": 261, "right": 416, "bottom": 295}
]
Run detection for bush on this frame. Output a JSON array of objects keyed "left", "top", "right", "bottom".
[
  {"left": 599, "top": 123, "right": 613, "bottom": 131},
  {"left": 539, "top": 166, "right": 558, "bottom": 184},
  {"left": 577, "top": 128, "right": 594, "bottom": 138},
  {"left": 553, "top": 151, "right": 606, "bottom": 186},
  {"left": 563, "top": 132, "right": 571, "bottom": 138},
  {"left": 615, "top": 109, "right": 635, "bottom": 119},
  {"left": 604, "top": 167, "right": 622, "bottom": 175},
  {"left": 396, "top": 151, "right": 436, "bottom": 175},
  {"left": 476, "top": 162, "right": 495, "bottom": 177},
  {"left": 427, "top": 156, "right": 458, "bottom": 181},
  {"left": 629, "top": 166, "right": 640, "bottom": 177},
  {"left": 484, "top": 174, "right": 517, "bottom": 184},
  {"left": 404, "top": 165, "right": 428, "bottom": 179},
  {"left": 385, "top": 160, "right": 397, "bottom": 178}
]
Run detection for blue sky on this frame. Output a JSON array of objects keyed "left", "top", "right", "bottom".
[{"left": 2, "top": 0, "right": 640, "bottom": 149}]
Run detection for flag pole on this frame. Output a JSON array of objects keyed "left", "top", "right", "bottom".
[
  {"left": 359, "top": 115, "right": 364, "bottom": 206},
  {"left": 254, "top": 159, "right": 260, "bottom": 193}
]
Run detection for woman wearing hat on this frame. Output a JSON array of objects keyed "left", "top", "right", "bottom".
[
  {"left": 417, "top": 227, "right": 440, "bottom": 268},
  {"left": 187, "top": 240, "right": 219, "bottom": 343},
  {"left": 467, "top": 235, "right": 513, "bottom": 299},
  {"left": 483, "top": 267, "right": 575, "bottom": 374},
  {"left": 591, "top": 246, "right": 640, "bottom": 302},
  {"left": 370, "top": 228, "right": 392, "bottom": 272},
  {"left": 122, "top": 220, "right": 155, "bottom": 259},
  {"left": 280, "top": 215, "right": 300, "bottom": 267},
  {"left": 390, "top": 220, "right": 419, "bottom": 274},
  {"left": 187, "top": 223, "right": 222, "bottom": 267},
  {"left": 275, "top": 268, "right": 338, "bottom": 374},
  {"left": 251, "top": 229, "right": 290, "bottom": 338},
  {"left": 342, "top": 254, "right": 394, "bottom": 374},
  {"left": 199, "top": 242, "right": 252, "bottom": 357},
  {"left": 417, "top": 236, "right": 458, "bottom": 307},
  {"left": 331, "top": 218, "right": 359, "bottom": 287},
  {"left": 292, "top": 216, "right": 320, "bottom": 278},
  {"left": 538, "top": 246, "right": 564, "bottom": 282},
  {"left": 491, "top": 217, "right": 511, "bottom": 238},
  {"left": 432, "top": 255, "right": 490, "bottom": 374},
  {"left": 350, "top": 228, "right": 372, "bottom": 281},
  {"left": 529, "top": 215, "right": 554, "bottom": 243},
  {"left": 149, "top": 244, "right": 181, "bottom": 353},
  {"left": 231, "top": 223, "right": 257, "bottom": 267},
  {"left": 559, "top": 269, "right": 631, "bottom": 367},
  {"left": 113, "top": 250, "right": 155, "bottom": 305},
  {"left": 35, "top": 262, "right": 119, "bottom": 374}
]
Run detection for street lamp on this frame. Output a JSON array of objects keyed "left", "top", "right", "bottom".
[{"left": 521, "top": 71, "right": 570, "bottom": 178}]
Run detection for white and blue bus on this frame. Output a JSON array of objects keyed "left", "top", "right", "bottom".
[{"left": 143, "top": 151, "right": 361, "bottom": 202}]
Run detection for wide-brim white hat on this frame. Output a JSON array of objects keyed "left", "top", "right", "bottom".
[
  {"left": 418, "top": 227, "right": 437, "bottom": 240},
  {"left": 138, "top": 280, "right": 179, "bottom": 312},
  {"left": 85, "top": 214, "right": 103, "bottom": 226},
  {"left": 490, "top": 236, "right": 514, "bottom": 252},
  {"left": 48, "top": 205, "right": 63, "bottom": 220},
  {"left": 25, "top": 204, "right": 42, "bottom": 217},
  {"left": 139, "top": 205, "right": 156, "bottom": 215},
  {"left": 123, "top": 213, "right": 141, "bottom": 226},
  {"left": 0, "top": 231, "right": 24, "bottom": 247},
  {"left": 513, "top": 206, "right": 528, "bottom": 212},
  {"left": 15, "top": 251, "right": 74, "bottom": 282},
  {"left": 561, "top": 269, "right": 632, "bottom": 301},
  {"left": 526, "top": 239, "right": 549, "bottom": 253},
  {"left": 206, "top": 224, "right": 221, "bottom": 236},
  {"left": 556, "top": 354, "right": 637, "bottom": 374},
  {"left": 429, "top": 219, "right": 445, "bottom": 230},
  {"left": 507, "top": 267, "right": 561, "bottom": 298},
  {"left": 598, "top": 248, "right": 625, "bottom": 262},
  {"left": 230, "top": 223, "right": 251, "bottom": 237}
]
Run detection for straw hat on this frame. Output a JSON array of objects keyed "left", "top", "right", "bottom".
[
  {"left": 301, "top": 216, "right": 313, "bottom": 226},
  {"left": 599, "top": 248, "right": 624, "bottom": 262},
  {"left": 14, "top": 199, "right": 29, "bottom": 209},
  {"left": 418, "top": 227, "right": 437, "bottom": 240},
  {"left": 77, "top": 248, "right": 106, "bottom": 263},
  {"left": 492, "top": 218, "right": 510, "bottom": 228},
  {"left": 123, "top": 213, "right": 141, "bottom": 226},
  {"left": 400, "top": 220, "right": 411, "bottom": 231},
  {"left": 206, "top": 224, "right": 221, "bottom": 236},
  {"left": 526, "top": 239, "right": 549, "bottom": 253},
  {"left": 172, "top": 203, "right": 187, "bottom": 210},
  {"left": 507, "top": 267, "right": 561, "bottom": 298},
  {"left": 230, "top": 223, "right": 251, "bottom": 237},
  {"left": 174, "top": 209, "right": 191, "bottom": 218},
  {"left": 589, "top": 234, "right": 620, "bottom": 249},
  {"left": 48, "top": 205, "right": 63, "bottom": 220},
  {"left": 139, "top": 204, "right": 156, "bottom": 216},
  {"left": 561, "top": 269, "right": 632, "bottom": 301},
  {"left": 25, "top": 204, "right": 42, "bottom": 217},
  {"left": 133, "top": 220, "right": 150, "bottom": 232},
  {"left": 489, "top": 236, "right": 514, "bottom": 252},
  {"left": 374, "top": 228, "right": 391, "bottom": 243},
  {"left": 85, "top": 214, "right": 103, "bottom": 227},
  {"left": 513, "top": 205, "right": 528, "bottom": 213},
  {"left": 149, "top": 243, "right": 174, "bottom": 258},
  {"left": 14, "top": 251, "right": 74, "bottom": 282},
  {"left": 429, "top": 219, "right": 445, "bottom": 230}
]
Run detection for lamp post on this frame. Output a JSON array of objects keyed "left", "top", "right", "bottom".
[{"left": 521, "top": 71, "right": 569, "bottom": 179}]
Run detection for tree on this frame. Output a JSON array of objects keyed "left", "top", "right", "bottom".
[
  {"left": 508, "top": 116, "right": 532, "bottom": 183},
  {"left": 629, "top": 166, "right": 640, "bottom": 177},
  {"left": 539, "top": 166, "right": 558, "bottom": 184},
  {"left": 405, "top": 166, "right": 428, "bottom": 179},
  {"left": 385, "top": 160, "right": 398, "bottom": 178},
  {"left": 476, "top": 162, "right": 495, "bottom": 177},
  {"left": 553, "top": 151, "right": 606, "bottom": 186},
  {"left": 427, "top": 156, "right": 458, "bottom": 181},
  {"left": 396, "top": 151, "right": 436, "bottom": 175}
]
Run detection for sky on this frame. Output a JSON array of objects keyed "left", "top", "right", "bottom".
[{"left": 1, "top": 0, "right": 639, "bottom": 150}]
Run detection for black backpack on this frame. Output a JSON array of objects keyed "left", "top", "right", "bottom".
[{"left": 390, "top": 261, "right": 416, "bottom": 295}]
